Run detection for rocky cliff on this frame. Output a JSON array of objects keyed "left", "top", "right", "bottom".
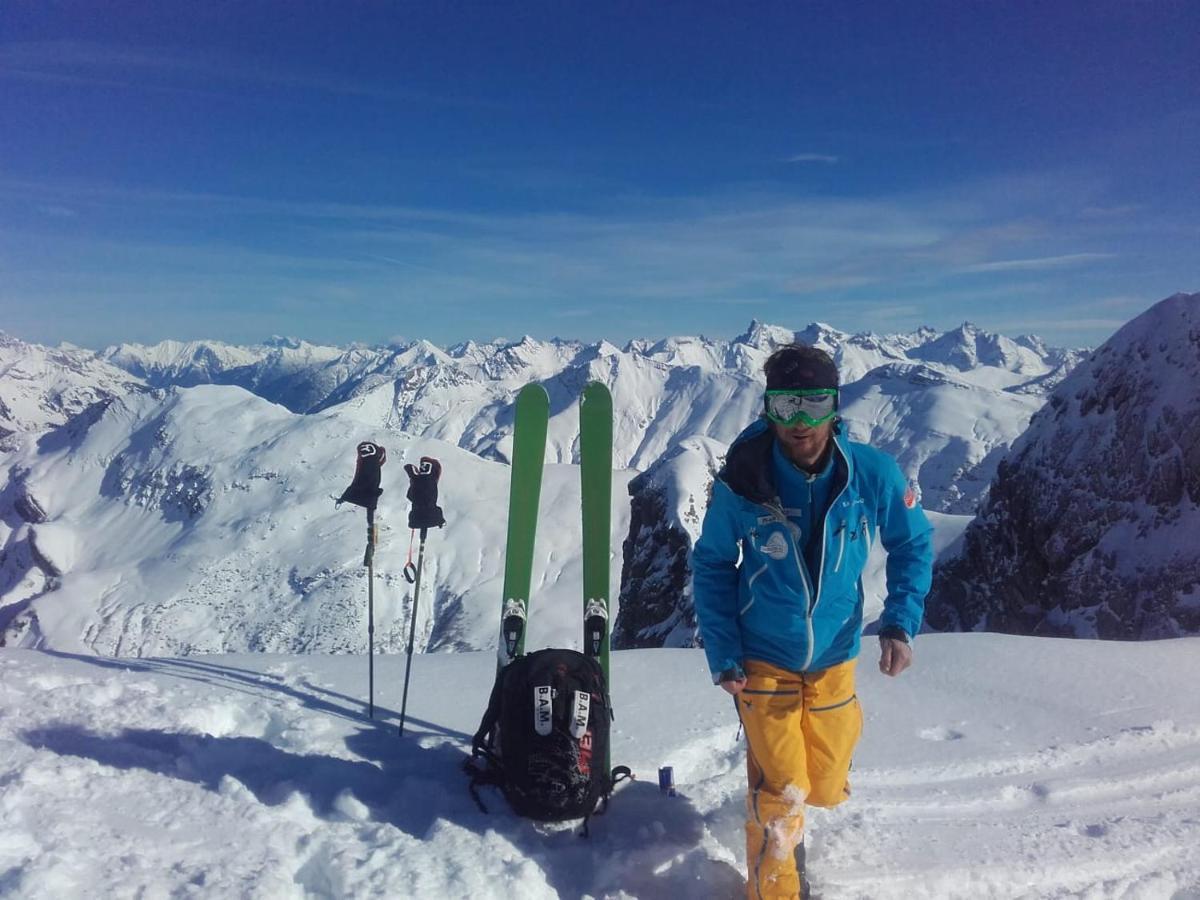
[{"left": 928, "top": 293, "right": 1200, "bottom": 639}]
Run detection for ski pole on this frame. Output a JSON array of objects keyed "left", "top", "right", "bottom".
[
  {"left": 335, "top": 440, "right": 386, "bottom": 721},
  {"left": 365, "top": 506, "right": 377, "bottom": 719},
  {"left": 399, "top": 456, "right": 445, "bottom": 737},
  {"left": 398, "top": 526, "right": 428, "bottom": 736}
]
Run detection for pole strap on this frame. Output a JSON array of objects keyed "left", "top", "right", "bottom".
[{"left": 403, "top": 529, "right": 417, "bottom": 583}]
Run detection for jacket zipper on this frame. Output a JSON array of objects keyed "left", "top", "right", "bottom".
[
  {"left": 742, "top": 563, "right": 768, "bottom": 614},
  {"left": 802, "top": 440, "right": 851, "bottom": 671},
  {"left": 833, "top": 523, "right": 846, "bottom": 573},
  {"left": 749, "top": 439, "right": 852, "bottom": 673}
]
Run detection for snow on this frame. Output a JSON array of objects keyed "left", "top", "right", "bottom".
[
  {"left": 1, "top": 385, "right": 634, "bottom": 657},
  {"left": 2, "top": 635, "right": 1199, "bottom": 898}
]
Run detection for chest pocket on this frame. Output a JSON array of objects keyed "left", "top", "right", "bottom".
[{"left": 831, "top": 515, "right": 872, "bottom": 574}]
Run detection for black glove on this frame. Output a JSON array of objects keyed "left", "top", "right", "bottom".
[
  {"left": 338, "top": 441, "right": 386, "bottom": 511},
  {"left": 404, "top": 456, "right": 446, "bottom": 529}
]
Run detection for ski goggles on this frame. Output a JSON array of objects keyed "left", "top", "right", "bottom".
[{"left": 764, "top": 389, "right": 838, "bottom": 428}]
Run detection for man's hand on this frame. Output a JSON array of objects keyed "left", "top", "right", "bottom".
[
  {"left": 720, "top": 676, "right": 748, "bottom": 696},
  {"left": 717, "top": 666, "right": 748, "bottom": 695},
  {"left": 879, "top": 637, "right": 912, "bottom": 677}
]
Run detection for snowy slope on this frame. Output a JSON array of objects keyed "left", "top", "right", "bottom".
[
  {"left": 0, "top": 385, "right": 632, "bottom": 657},
  {"left": 2, "top": 635, "right": 1199, "bottom": 899},
  {"left": 839, "top": 363, "right": 1041, "bottom": 513}
]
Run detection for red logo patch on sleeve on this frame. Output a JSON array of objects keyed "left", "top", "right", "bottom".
[{"left": 903, "top": 486, "right": 917, "bottom": 508}]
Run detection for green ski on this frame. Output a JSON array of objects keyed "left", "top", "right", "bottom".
[
  {"left": 580, "top": 381, "right": 613, "bottom": 682},
  {"left": 498, "top": 383, "right": 550, "bottom": 670}
]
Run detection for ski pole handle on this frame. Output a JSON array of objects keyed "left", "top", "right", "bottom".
[{"left": 363, "top": 507, "right": 377, "bottom": 567}]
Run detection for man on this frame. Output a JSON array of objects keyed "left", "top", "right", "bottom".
[{"left": 692, "top": 344, "right": 933, "bottom": 900}]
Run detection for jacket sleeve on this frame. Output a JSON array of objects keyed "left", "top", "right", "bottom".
[
  {"left": 690, "top": 480, "right": 745, "bottom": 679},
  {"left": 875, "top": 456, "right": 934, "bottom": 640}
]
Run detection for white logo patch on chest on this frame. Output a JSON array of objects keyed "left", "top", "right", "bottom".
[{"left": 760, "top": 531, "right": 790, "bottom": 560}]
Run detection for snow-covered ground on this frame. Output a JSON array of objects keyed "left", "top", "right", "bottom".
[{"left": 3, "top": 634, "right": 1198, "bottom": 899}]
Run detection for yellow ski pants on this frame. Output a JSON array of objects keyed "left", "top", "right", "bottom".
[{"left": 738, "top": 658, "right": 862, "bottom": 900}]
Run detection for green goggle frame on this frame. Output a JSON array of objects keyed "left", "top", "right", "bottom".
[{"left": 763, "top": 388, "right": 838, "bottom": 428}]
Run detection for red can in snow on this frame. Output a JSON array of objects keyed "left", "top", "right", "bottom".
[{"left": 658, "top": 766, "right": 676, "bottom": 797}]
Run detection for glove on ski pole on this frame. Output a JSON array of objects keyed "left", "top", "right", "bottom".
[
  {"left": 404, "top": 457, "right": 446, "bottom": 529},
  {"left": 399, "top": 456, "right": 445, "bottom": 736},
  {"left": 337, "top": 441, "right": 386, "bottom": 718},
  {"left": 337, "top": 441, "right": 385, "bottom": 516}
]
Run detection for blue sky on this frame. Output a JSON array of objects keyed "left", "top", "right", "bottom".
[{"left": 1, "top": 2, "right": 1196, "bottom": 350}]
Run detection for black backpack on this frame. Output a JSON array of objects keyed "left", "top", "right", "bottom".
[{"left": 466, "top": 648, "right": 630, "bottom": 827}]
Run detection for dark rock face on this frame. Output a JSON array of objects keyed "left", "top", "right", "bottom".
[
  {"left": 928, "top": 294, "right": 1200, "bottom": 639},
  {"left": 14, "top": 487, "right": 47, "bottom": 525},
  {"left": 101, "top": 458, "right": 214, "bottom": 522},
  {"left": 613, "top": 471, "right": 698, "bottom": 649},
  {"left": 613, "top": 441, "right": 719, "bottom": 650}
]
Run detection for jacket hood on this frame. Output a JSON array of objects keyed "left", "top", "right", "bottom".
[{"left": 719, "top": 418, "right": 854, "bottom": 504}]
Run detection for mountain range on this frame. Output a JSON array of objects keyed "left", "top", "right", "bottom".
[{"left": 1, "top": 319, "right": 1086, "bottom": 656}]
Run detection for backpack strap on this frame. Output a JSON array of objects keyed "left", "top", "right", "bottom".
[
  {"left": 465, "top": 663, "right": 514, "bottom": 814},
  {"left": 578, "top": 767, "right": 634, "bottom": 837},
  {"left": 463, "top": 756, "right": 504, "bottom": 814},
  {"left": 587, "top": 765, "right": 635, "bottom": 825},
  {"left": 470, "top": 662, "right": 510, "bottom": 758}
]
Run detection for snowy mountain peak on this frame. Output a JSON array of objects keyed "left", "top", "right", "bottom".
[
  {"left": 734, "top": 320, "right": 796, "bottom": 350},
  {"left": 1103, "top": 290, "right": 1197, "bottom": 351},
  {"left": 390, "top": 340, "right": 452, "bottom": 368},
  {"left": 928, "top": 291, "right": 1200, "bottom": 638},
  {"left": 0, "top": 335, "right": 145, "bottom": 441},
  {"left": 908, "top": 321, "right": 1040, "bottom": 374},
  {"left": 100, "top": 339, "right": 264, "bottom": 386},
  {"left": 794, "top": 321, "right": 850, "bottom": 352},
  {"left": 1015, "top": 333, "right": 1049, "bottom": 356}
]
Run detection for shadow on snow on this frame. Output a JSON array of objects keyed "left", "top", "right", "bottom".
[{"left": 22, "top": 651, "right": 744, "bottom": 899}]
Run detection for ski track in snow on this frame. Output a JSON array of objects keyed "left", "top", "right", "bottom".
[{"left": 2, "top": 637, "right": 1200, "bottom": 899}]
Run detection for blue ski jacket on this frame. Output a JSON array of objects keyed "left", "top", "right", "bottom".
[{"left": 692, "top": 420, "right": 934, "bottom": 678}]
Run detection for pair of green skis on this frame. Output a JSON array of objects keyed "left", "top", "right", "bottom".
[{"left": 498, "top": 381, "right": 612, "bottom": 680}]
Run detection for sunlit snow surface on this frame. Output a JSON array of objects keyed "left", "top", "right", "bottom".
[{"left": 3, "top": 635, "right": 1199, "bottom": 899}]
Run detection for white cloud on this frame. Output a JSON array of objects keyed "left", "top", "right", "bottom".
[
  {"left": 0, "top": 40, "right": 483, "bottom": 106},
  {"left": 958, "top": 253, "right": 1115, "bottom": 274},
  {"left": 786, "top": 153, "right": 840, "bottom": 164},
  {"left": 2, "top": 167, "right": 1173, "bottom": 348},
  {"left": 550, "top": 309, "right": 596, "bottom": 319}
]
